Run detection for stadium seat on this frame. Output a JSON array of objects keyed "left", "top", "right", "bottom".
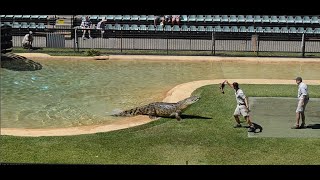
[
  {"left": 305, "top": 27, "right": 314, "bottom": 34},
  {"left": 147, "top": 15, "right": 155, "bottom": 21},
  {"left": 237, "top": 15, "right": 245, "bottom": 23},
  {"left": 222, "top": 26, "right": 230, "bottom": 32},
  {"left": 122, "top": 15, "right": 131, "bottom": 21},
  {"left": 230, "top": 26, "right": 238, "bottom": 32},
  {"left": 111, "top": 24, "right": 121, "bottom": 31},
  {"left": 214, "top": 26, "right": 222, "bottom": 32},
  {"left": 172, "top": 25, "right": 180, "bottom": 31},
  {"left": 270, "top": 16, "right": 278, "bottom": 23},
  {"left": 90, "top": 15, "right": 99, "bottom": 20},
  {"left": 188, "top": 15, "right": 196, "bottom": 22},
  {"left": 278, "top": 16, "right": 287, "bottom": 23},
  {"left": 1, "top": 15, "right": 5, "bottom": 18},
  {"left": 181, "top": 15, "right": 188, "bottom": 22},
  {"left": 264, "top": 27, "right": 272, "bottom": 33},
  {"left": 206, "top": 26, "right": 214, "bottom": 32},
  {"left": 130, "top": 24, "right": 139, "bottom": 31},
  {"left": 294, "top": 16, "right": 303, "bottom": 23},
  {"left": 245, "top": 15, "right": 254, "bottom": 23},
  {"left": 314, "top": 28, "right": 320, "bottom": 34},
  {"left": 122, "top": 24, "right": 130, "bottom": 30},
  {"left": 196, "top": 15, "right": 205, "bottom": 22},
  {"left": 30, "top": 15, "right": 39, "bottom": 19},
  {"left": 6, "top": 15, "right": 14, "bottom": 19},
  {"left": 204, "top": 15, "right": 213, "bottom": 22},
  {"left": 14, "top": 15, "right": 22, "bottom": 19},
  {"left": 262, "top": 16, "right": 270, "bottom": 23},
  {"left": 297, "top": 27, "right": 305, "bottom": 33},
  {"left": 311, "top": 16, "right": 319, "bottom": 24},
  {"left": 139, "top": 25, "right": 147, "bottom": 31},
  {"left": 164, "top": 25, "right": 172, "bottom": 31},
  {"left": 272, "top": 27, "right": 281, "bottom": 33},
  {"left": 105, "top": 24, "right": 113, "bottom": 30},
  {"left": 12, "top": 22, "right": 21, "bottom": 28},
  {"left": 289, "top": 27, "right": 297, "bottom": 33},
  {"left": 147, "top": 25, "right": 155, "bottom": 31},
  {"left": 131, "top": 15, "right": 139, "bottom": 21},
  {"left": 189, "top": 25, "right": 197, "bottom": 31},
  {"left": 221, "top": 15, "right": 229, "bottom": 23},
  {"left": 156, "top": 25, "right": 163, "bottom": 31},
  {"left": 197, "top": 26, "right": 206, "bottom": 31},
  {"left": 213, "top": 15, "right": 221, "bottom": 22},
  {"left": 139, "top": 15, "right": 147, "bottom": 21},
  {"left": 280, "top": 27, "right": 289, "bottom": 33},
  {"left": 181, "top": 25, "right": 189, "bottom": 31},
  {"left": 302, "top": 16, "right": 311, "bottom": 24},
  {"left": 256, "top": 26, "right": 264, "bottom": 33},
  {"left": 247, "top": 26, "right": 255, "bottom": 32},
  {"left": 229, "top": 15, "right": 237, "bottom": 23},
  {"left": 21, "top": 22, "right": 29, "bottom": 28},
  {"left": 37, "top": 23, "right": 46, "bottom": 29},
  {"left": 254, "top": 15, "right": 262, "bottom": 23},
  {"left": 22, "top": 15, "right": 31, "bottom": 19},
  {"left": 29, "top": 22, "right": 37, "bottom": 29},
  {"left": 239, "top": 26, "right": 247, "bottom": 32},
  {"left": 39, "top": 15, "right": 48, "bottom": 20},
  {"left": 106, "top": 15, "right": 114, "bottom": 20},
  {"left": 287, "top": 16, "right": 295, "bottom": 23},
  {"left": 114, "top": 15, "right": 122, "bottom": 21}
]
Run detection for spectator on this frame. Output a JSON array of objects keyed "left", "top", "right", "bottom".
[
  {"left": 22, "top": 31, "right": 33, "bottom": 49},
  {"left": 96, "top": 17, "right": 108, "bottom": 38},
  {"left": 80, "top": 16, "right": 93, "bottom": 39},
  {"left": 154, "top": 15, "right": 164, "bottom": 27},
  {"left": 171, "top": 15, "right": 180, "bottom": 26}
]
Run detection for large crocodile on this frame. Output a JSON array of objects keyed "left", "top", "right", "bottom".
[{"left": 112, "top": 96, "right": 200, "bottom": 121}]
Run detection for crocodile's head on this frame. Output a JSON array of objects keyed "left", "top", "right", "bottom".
[{"left": 178, "top": 96, "right": 200, "bottom": 109}]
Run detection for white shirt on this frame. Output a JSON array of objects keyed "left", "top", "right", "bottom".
[
  {"left": 298, "top": 82, "right": 308, "bottom": 99},
  {"left": 235, "top": 89, "right": 246, "bottom": 105},
  {"left": 22, "top": 34, "right": 33, "bottom": 44}
]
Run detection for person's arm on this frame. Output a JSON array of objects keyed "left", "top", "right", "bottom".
[
  {"left": 224, "top": 80, "right": 234, "bottom": 89},
  {"left": 244, "top": 97, "right": 250, "bottom": 111}
]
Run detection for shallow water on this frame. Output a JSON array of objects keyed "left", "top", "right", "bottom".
[{"left": 1, "top": 59, "right": 319, "bottom": 128}]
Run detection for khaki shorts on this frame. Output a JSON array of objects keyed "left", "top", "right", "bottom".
[
  {"left": 234, "top": 105, "right": 249, "bottom": 117},
  {"left": 296, "top": 98, "right": 309, "bottom": 113}
]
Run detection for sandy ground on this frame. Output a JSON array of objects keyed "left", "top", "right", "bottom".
[{"left": 1, "top": 53, "right": 320, "bottom": 137}]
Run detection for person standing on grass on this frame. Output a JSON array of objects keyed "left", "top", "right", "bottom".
[
  {"left": 223, "top": 80, "right": 256, "bottom": 132},
  {"left": 291, "top": 77, "right": 309, "bottom": 129}
]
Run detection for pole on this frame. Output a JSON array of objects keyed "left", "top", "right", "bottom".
[
  {"left": 166, "top": 33, "right": 169, "bottom": 55},
  {"left": 257, "top": 34, "right": 260, "bottom": 57},
  {"left": 120, "top": 30, "right": 123, "bottom": 53},
  {"left": 301, "top": 33, "right": 306, "bottom": 58}
]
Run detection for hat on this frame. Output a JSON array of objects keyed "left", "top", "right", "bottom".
[
  {"left": 29, "top": 31, "right": 33, "bottom": 34},
  {"left": 295, "top": 77, "right": 302, "bottom": 81}
]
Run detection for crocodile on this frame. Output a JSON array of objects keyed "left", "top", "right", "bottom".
[{"left": 112, "top": 96, "right": 200, "bottom": 121}]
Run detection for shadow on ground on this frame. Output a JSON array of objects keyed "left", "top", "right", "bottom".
[
  {"left": 1, "top": 53, "right": 42, "bottom": 71},
  {"left": 180, "top": 115, "right": 212, "bottom": 120},
  {"left": 305, "top": 124, "right": 320, "bottom": 129}
]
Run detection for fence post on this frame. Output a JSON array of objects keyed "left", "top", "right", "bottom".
[
  {"left": 301, "top": 33, "right": 306, "bottom": 57},
  {"left": 73, "top": 28, "right": 76, "bottom": 52},
  {"left": 166, "top": 33, "right": 169, "bottom": 55},
  {"left": 120, "top": 30, "right": 123, "bottom": 53},
  {"left": 257, "top": 34, "right": 260, "bottom": 57},
  {"left": 211, "top": 31, "right": 216, "bottom": 55}
]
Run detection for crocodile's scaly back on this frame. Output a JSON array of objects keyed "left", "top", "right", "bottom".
[{"left": 112, "top": 96, "right": 200, "bottom": 120}]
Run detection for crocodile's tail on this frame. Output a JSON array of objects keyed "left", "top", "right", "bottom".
[{"left": 111, "top": 106, "right": 144, "bottom": 117}]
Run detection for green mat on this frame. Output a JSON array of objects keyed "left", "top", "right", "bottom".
[{"left": 248, "top": 97, "right": 320, "bottom": 138}]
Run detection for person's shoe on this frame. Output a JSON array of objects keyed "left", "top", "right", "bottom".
[
  {"left": 248, "top": 126, "right": 256, "bottom": 132},
  {"left": 291, "top": 125, "right": 300, "bottom": 129},
  {"left": 89, "top": 36, "right": 93, "bottom": 39},
  {"left": 300, "top": 123, "right": 306, "bottom": 129},
  {"left": 233, "top": 124, "right": 242, "bottom": 128}
]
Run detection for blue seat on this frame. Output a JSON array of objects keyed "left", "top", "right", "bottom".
[
  {"left": 14, "top": 15, "right": 22, "bottom": 19},
  {"left": 264, "top": 27, "right": 272, "bottom": 33},
  {"left": 1, "top": 15, "right": 6, "bottom": 18},
  {"left": 6, "top": 15, "right": 14, "bottom": 19},
  {"left": 229, "top": 15, "right": 237, "bottom": 23},
  {"left": 239, "top": 26, "right": 247, "bottom": 32},
  {"left": 90, "top": 15, "right": 99, "bottom": 20},
  {"left": 297, "top": 27, "right": 305, "bottom": 33},
  {"left": 254, "top": 15, "right": 262, "bottom": 23},
  {"left": 39, "top": 15, "right": 48, "bottom": 20},
  {"left": 122, "top": 24, "right": 130, "bottom": 30},
  {"left": 237, "top": 15, "right": 245, "bottom": 23},
  {"left": 287, "top": 16, "right": 295, "bottom": 23},
  {"left": 247, "top": 26, "right": 255, "bottom": 33},
  {"left": 280, "top": 27, "right": 289, "bottom": 33},
  {"left": 213, "top": 15, "right": 221, "bottom": 22},
  {"left": 197, "top": 26, "right": 206, "bottom": 31},
  {"left": 105, "top": 24, "right": 113, "bottom": 30},
  {"left": 278, "top": 16, "right": 286, "bottom": 23},
  {"left": 139, "top": 15, "right": 147, "bottom": 21},
  {"left": 189, "top": 25, "right": 197, "bottom": 31},
  {"left": 29, "top": 22, "right": 37, "bottom": 29},
  {"left": 131, "top": 15, "right": 139, "bottom": 21},
  {"left": 270, "top": 16, "right": 278, "bottom": 23},
  {"left": 37, "top": 23, "right": 46, "bottom": 29},
  {"left": 245, "top": 15, "right": 254, "bottom": 23},
  {"left": 164, "top": 25, "right": 172, "bottom": 31},
  {"left": 314, "top": 28, "right": 320, "bottom": 34},
  {"left": 289, "top": 27, "right": 297, "bottom": 33},
  {"left": 221, "top": 15, "right": 229, "bottom": 23},
  {"left": 222, "top": 26, "right": 230, "bottom": 32},
  {"left": 21, "top": 22, "right": 29, "bottom": 28},
  {"left": 188, "top": 15, "right": 196, "bottom": 22},
  {"left": 214, "top": 26, "right": 222, "bottom": 32},
  {"left": 256, "top": 26, "right": 264, "bottom": 33},
  {"left": 147, "top": 25, "right": 155, "bottom": 31},
  {"left": 156, "top": 25, "right": 163, "bottom": 31},
  {"left": 181, "top": 25, "right": 189, "bottom": 31},
  {"left": 230, "top": 26, "right": 238, "bottom": 32},
  {"left": 205, "top": 26, "right": 214, "bottom": 32},
  {"left": 272, "top": 27, "right": 281, "bottom": 33},
  {"left": 262, "top": 15, "right": 270, "bottom": 23},
  {"left": 172, "top": 25, "right": 180, "bottom": 31},
  {"left": 181, "top": 15, "right": 188, "bottom": 22},
  {"left": 131, "top": 24, "right": 139, "bottom": 31},
  {"left": 204, "top": 15, "right": 213, "bottom": 22},
  {"left": 139, "top": 25, "right": 147, "bottom": 31},
  {"left": 22, "top": 15, "right": 31, "bottom": 19},
  {"left": 106, "top": 15, "right": 114, "bottom": 20},
  {"left": 196, "top": 15, "right": 205, "bottom": 22},
  {"left": 30, "top": 15, "right": 39, "bottom": 19},
  {"left": 147, "top": 15, "right": 155, "bottom": 21},
  {"left": 295, "top": 16, "right": 303, "bottom": 23},
  {"left": 12, "top": 22, "right": 21, "bottom": 28},
  {"left": 302, "top": 16, "right": 311, "bottom": 24},
  {"left": 311, "top": 16, "right": 319, "bottom": 24},
  {"left": 122, "top": 15, "right": 131, "bottom": 21},
  {"left": 305, "top": 27, "right": 314, "bottom": 34},
  {"left": 114, "top": 15, "right": 122, "bottom": 21}
]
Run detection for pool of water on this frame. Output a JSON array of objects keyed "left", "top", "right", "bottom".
[{"left": 1, "top": 59, "right": 320, "bottom": 128}]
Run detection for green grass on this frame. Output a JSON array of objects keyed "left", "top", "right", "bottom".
[
  {"left": 12, "top": 47, "right": 320, "bottom": 58},
  {"left": 1, "top": 84, "right": 320, "bottom": 164}
]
